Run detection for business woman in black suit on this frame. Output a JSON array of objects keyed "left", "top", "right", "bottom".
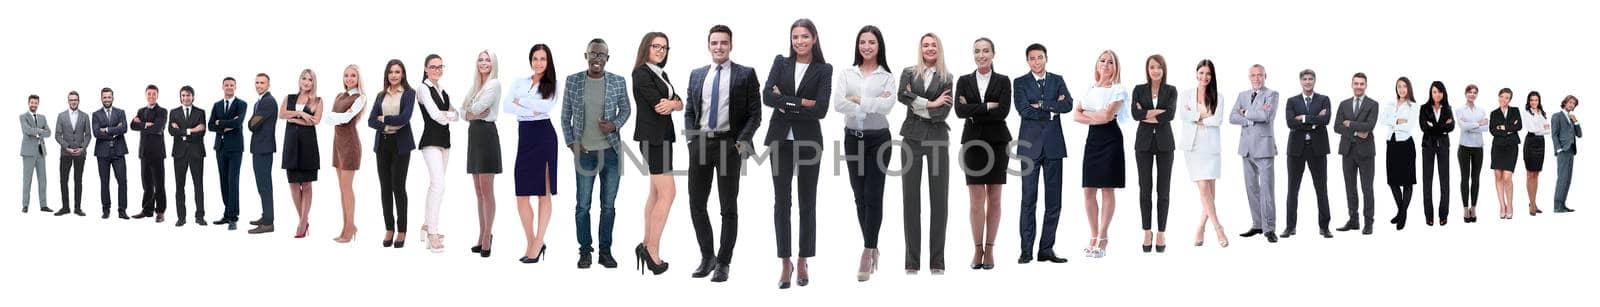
[
  {"left": 630, "top": 31, "right": 681, "bottom": 276},
  {"left": 1131, "top": 55, "right": 1177, "bottom": 253},
  {"left": 1489, "top": 88, "right": 1521, "bottom": 219},
  {"left": 764, "top": 18, "right": 831, "bottom": 290},
  {"left": 1419, "top": 81, "right": 1454, "bottom": 226},
  {"left": 954, "top": 37, "right": 1011, "bottom": 270}
]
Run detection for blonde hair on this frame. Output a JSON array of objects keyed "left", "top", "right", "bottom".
[
  {"left": 343, "top": 64, "right": 365, "bottom": 98},
  {"left": 1094, "top": 50, "right": 1121, "bottom": 85},
  {"left": 299, "top": 68, "right": 318, "bottom": 96},
  {"left": 464, "top": 50, "right": 499, "bottom": 110},
  {"left": 912, "top": 33, "right": 951, "bottom": 82}
]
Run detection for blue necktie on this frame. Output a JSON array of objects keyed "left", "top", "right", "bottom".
[{"left": 707, "top": 65, "right": 723, "bottom": 130}]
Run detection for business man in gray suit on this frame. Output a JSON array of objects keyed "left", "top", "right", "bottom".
[
  {"left": 1334, "top": 73, "right": 1380, "bottom": 234},
  {"left": 1229, "top": 64, "right": 1280, "bottom": 243},
  {"left": 55, "top": 91, "right": 92, "bottom": 216},
  {"left": 92, "top": 87, "right": 131, "bottom": 219},
  {"left": 21, "top": 95, "right": 53, "bottom": 213},
  {"left": 1551, "top": 95, "right": 1581, "bottom": 213}
]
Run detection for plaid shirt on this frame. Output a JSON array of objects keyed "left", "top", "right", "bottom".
[{"left": 561, "top": 71, "right": 632, "bottom": 149}]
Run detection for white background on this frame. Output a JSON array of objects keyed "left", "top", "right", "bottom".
[{"left": 3, "top": 0, "right": 1596, "bottom": 306}]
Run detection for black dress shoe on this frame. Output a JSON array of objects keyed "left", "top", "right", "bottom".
[
  {"left": 131, "top": 211, "right": 151, "bottom": 219},
  {"left": 577, "top": 251, "right": 593, "bottom": 269},
  {"left": 1239, "top": 229, "right": 1262, "bottom": 237},
  {"left": 1265, "top": 231, "right": 1278, "bottom": 243},
  {"left": 196, "top": 219, "right": 208, "bottom": 226},
  {"left": 598, "top": 250, "right": 618, "bottom": 269},
  {"left": 54, "top": 209, "right": 71, "bottom": 216},
  {"left": 1037, "top": 254, "right": 1069, "bottom": 263},
  {"left": 1280, "top": 229, "right": 1296, "bottom": 238},
  {"left": 101, "top": 211, "right": 110, "bottom": 219},
  {"left": 1320, "top": 229, "right": 1333, "bottom": 238},
  {"left": 710, "top": 264, "right": 730, "bottom": 282},
  {"left": 1361, "top": 225, "right": 1374, "bottom": 235},
  {"left": 212, "top": 219, "right": 230, "bottom": 225},
  {"left": 249, "top": 219, "right": 263, "bottom": 226},
  {"left": 691, "top": 258, "right": 716, "bottom": 278},
  {"left": 118, "top": 212, "right": 131, "bottom": 219},
  {"left": 175, "top": 219, "right": 187, "bottom": 227},
  {"left": 41, "top": 207, "right": 53, "bottom": 212},
  {"left": 1017, "top": 254, "right": 1033, "bottom": 264},
  {"left": 74, "top": 209, "right": 86, "bottom": 217}
]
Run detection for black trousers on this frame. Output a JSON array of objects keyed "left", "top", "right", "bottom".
[
  {"left": 846, "top": 129, "right": 891, "bottom": 249},
  {"left": 138, "top": 157, "right": 167, "bottom": 214},
  {"left": 1135, "top": 149, "right": 1173, "bottom": 232},
  {"left": 1342, "top": 155, "right": 1376, "bottom": 227},
  {"left": 59, "top": 155, "right": 85, "bottom": 212},
  {"left": 1457, "top": 146, "right": 1484, "bottom": 209},
  {"left": 1287, "top": 153, "right": 1331, "bottom": 232},
  {"left": 376, "top": 137, "right": 412, "bottom": 232},
  {"left": 688, "top": 137, "right": 742, "bottom": 265},
  {"left": 771, "top": 140, "right": 819, "bottom": 258},
  {"left": 173, "top": 157, "right": 205, "bottom": 221},
  {"left": 1422, "top": 144, "right": 1451, "bottom": 222},
  {"left": 97, "top": 156, "right": 128, "bottom": 213}
]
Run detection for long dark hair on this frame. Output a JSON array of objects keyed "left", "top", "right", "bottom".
[
  {"left": 633, "top": 32, "right": 669, "bottom": 69},
  {"left": 1146, "top": 54, "right": 1167, "bottom": 86},
  {"left": 788, "top": 18, "right": 826, "bottom": 64},
  {"left": 383, "top": 59, "right": 412, "bottom": 92},
  {"left": 852, "top": 25, "right": 888, "bottom": 69},
  {"left": 1197, "top": 59, "right": 1218, "bottom": 113},
  {"left": 1427, "top": 81, "right": 1450, "bottom": 108},
  {"left": 1527, "top": 91, "right": 1545, "bottom": 117},
  {"left": 529, "top": 44, "right": 556, "bottom": 99},
  {"left": 1396, "top": 77, "right": 1415, "bottom": 103}
]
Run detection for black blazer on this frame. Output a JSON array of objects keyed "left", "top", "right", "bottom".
[
  {"left": 130, "top": 105, "right": 168, "bottom": 159},
  {"left": 762, "top": 55, "right": 831, "bottom": 144},
  {"left": 1285, "top": 93, "right": 1332, "bottom": 156},
  {"left": 1132, "top": 84, "right": 1178, "bottom": 152},
  {"left": 632, "top": 64, "right": 680, "bottom": 143},
  {"left": 1490, "top": 107, "right": 1522, "bottom": 146},
  {"left": 168, "top": 106, "right": 207, "bottom": 159},
  {"left": 1334, "top": 96, "right": 1379, "bottom": 157},
  {"left": 685, "top": 62, "right": 761, "bottom": 143},
  {"left": 1419, "top": 102, "right": 1455, "bottom": 149},
  {"left": 954, "top": 71, "right": 1012, "bottom": 144}
]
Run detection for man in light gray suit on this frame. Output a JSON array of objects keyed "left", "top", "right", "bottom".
[
  {"left": 1229, "top": 64, "right": 1280, "bottom": 243},
  {"left": 21, "top": 95, "right": 53, "bottom": 213},
  {"left": 1551, "top": 95, "right": 1581, "bottom": 213},
  {"left": 55, "top": 91, "right": 92, "bottom": 216},
  {"left": 1334, "top": 73, "right": 1379, "bottom": 234}
]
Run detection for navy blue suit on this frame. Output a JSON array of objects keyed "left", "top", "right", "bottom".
[
  {"left": 1012, "top": 72, "right": 1072, "bottom": 258},
  {"left": 209, "top": 97, "right": 248, "bottom": 223}
]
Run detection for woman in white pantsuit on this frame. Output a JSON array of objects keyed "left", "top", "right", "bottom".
[{"left": 1179, "top": 59, "right": 1228, "bottom": 248}]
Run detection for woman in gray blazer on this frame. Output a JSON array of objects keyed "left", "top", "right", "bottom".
[{"left": 897, "top": 33, "right": 954, "bottom": 275}]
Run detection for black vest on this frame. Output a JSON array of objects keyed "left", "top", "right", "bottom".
[{"left": 418, "top": 84, "right": 451, "bottom": 148}]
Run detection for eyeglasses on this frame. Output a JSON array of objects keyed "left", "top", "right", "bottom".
[
  {"left": 585, "top": 52, "right": 610, "bottom": 60},
  {"left": 427, "top": 65, "right": 445, "bottom": 70},
  {"left": 650, "top": 44, "right": 670, "bottom": 52}
]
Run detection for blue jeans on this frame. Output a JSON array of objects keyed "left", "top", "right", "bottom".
[{"left": 574, "top": 148, "right": 620, "bottom": 253}]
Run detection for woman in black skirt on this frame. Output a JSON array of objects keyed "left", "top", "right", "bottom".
[
  {"left": 1131, "top": 54, "right": 1176, "bottom": 252},
  {"left": 1382, "top": 77, "right": 1419, "bottom": 230},
  {"left": 954, "top": 37, "right": 1010, "bottom": 270},
  {"left": 1073, "top": 50, "right": 1128, "bottom": 258},
  {"left": 281, "top": 69, "right": 323, "bottom": 239},
  {"left": 630, "top": 31, "right": 682, "bottom": 275},
  {"left": 1521, "top": 91, "right": 1550, "bottom": 216},
  {"left": 505, "top": 44, "right": 560, "bottom": 262},
  {"left": 1489, "top": 88, "right": 1522, "bottom": 219},
  {"left": 462, "top": 50, "right": 503, "bottom": 257}
]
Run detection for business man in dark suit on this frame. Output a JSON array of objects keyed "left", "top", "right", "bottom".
[
  {"left": 683, "top": 25, "right": 761, "bottom": 282},
  {"left": 1012, "top": 44, "right": 1071, "bottom": 263},
  {"left": 1551, "top": 96, "right": 1580, "bottom": 213},
  {"left": 210, "top": 77, "right": 248, "bottom": 230},
  {"left": 92, "top": 87, "right": 131, "bottom": 219},
  {"left": 1334, "top": 73, "right": 1379, "bottom": 235},
  {"left": 55, "top": 92, "right": 92, "bottom": 216},
  {"left": 169, "top": 86, "right": 207, "bottom": 227},
  {"left": 1284, "top": 69, "right": 1333, "bottom": 239},
  {"left": 246, "top": 74, "right": 278, "bottom": 234},
  {"left": 130, "top": 85, "right": 169, "bottom": 222},
  {"left": 21, "top": 95, "right": 52, "bottom": 213}
]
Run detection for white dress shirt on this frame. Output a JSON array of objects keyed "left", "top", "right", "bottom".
[
  {"left": 465, "top": 79, "right": 502, "bottom": 122},
  {"left": 1082, "top": 83, "right": 1132, "bottom": 124},
  {"left": 1524, "top": 109, "right": 1551, "bottom": 136},
  {"left": 417, "top": 79, "right": 457, "bottom": 125},
  {"left": 832, "top": 65, "right": 895, "bottom": 130},
  {"left": 1455, "top": 103, "right": 1488, "bottom": 148},
  {"left": 1380, "top": 100, "right": 1420, "bottom": 141},
  {"left": 503, "top": 75, "right": 558, "bottom": 121}
]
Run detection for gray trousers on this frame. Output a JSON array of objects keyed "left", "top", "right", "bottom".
[
  {"left": 23, "top": 156, "right": 47, "bottom": 209},
  {"left": 1555, "top": 152, "right": 1575, "bottom": 209},
  {"left": 902, "top": 138, "right": 949, "bottom": 271},
  {"left": 1243, "top": 156, "right": 1276, "bottom": 231}
]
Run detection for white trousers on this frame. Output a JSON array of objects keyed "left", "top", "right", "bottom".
[{"left": 421, "top": 146, "right": 449, "bottom": 233}]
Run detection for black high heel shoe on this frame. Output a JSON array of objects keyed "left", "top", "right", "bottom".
[
  {"left": 472, "top": 235, "right": 493, "bottom": 258},
  {"left": 382, "top": 232, "right": 395, "bottom": 248},
  {"left": 393, "top": 233, "right": 407, "bottom": 249},
  {"left": 520, "top": 244, "right": 546, "bottom": 264},
  {"left": 635, "top": 243, "right": 669, "bottom": 275}
]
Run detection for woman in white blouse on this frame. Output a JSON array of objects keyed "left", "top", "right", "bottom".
[
  {"left": 1072, "top": 50, "right": 1129, "bottom": 258},
  {"left": 833, "top": 25, "right": 895, "bottom": 282},
  {"left": 462, "top": 50, "right": 503, "bottom": 257},
  {"left": 417, "top": 54, "right": 461, "bottom": 253},
  {"left": 1180, "top": 59, "right": 1227, "bottom": 248},
  {"left": 1522, "top": 91, "right": 1551, "bottom": 215},
  {"left": 329, "top": 65, "right": 367, "bottom": 243},
  {"left": 1381, "top": 77, "right": 1420, "bottom": 230}
]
